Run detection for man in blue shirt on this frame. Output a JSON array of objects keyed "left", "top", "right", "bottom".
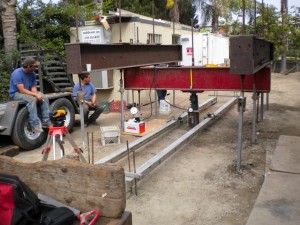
[
  {"left": 9, "top": 57, "right": 51, "bottom": 133},
  {"left": 73, "top": 73, "right": 103, "bottom": 126}
]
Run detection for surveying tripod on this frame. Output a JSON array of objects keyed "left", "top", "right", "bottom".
[{"left": 42, "top": 125, "right": 87, "bottom": 162}]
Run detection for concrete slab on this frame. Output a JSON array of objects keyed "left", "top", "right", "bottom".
[
  {"left": 246, "top": 172, "right": 300, "bottom": 225},
  {"left": 270, "top": 135, "right": 300, "bottom": 174}
]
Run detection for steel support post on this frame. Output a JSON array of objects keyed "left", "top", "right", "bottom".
[
  {"left": 256, "top": 94, "right": 260, "bottom": 123},
  {"left": 236, "top": 75, "right": 245, "bottom": 171},
  {"left": 155, "top": 90, "right": 158, "bottom": 115},
  {"left": 153, "top": 65, "right": 158, "bottom": 115},
  {"left": 266, "top": 93, "right": 269, "bottom": 110},
  {"left": 260, "top": 93, "right": 264, "bottom": 122},
  {"left": 120, "top": 70, "right": 125, "bottom": 131},
  {"left": 78, "top": 90, "right": 86, "bottom": 151},
  {"left": 131, "top": 90, "right": 134, "bottom": 105},
  {"left": 251, "top": 86, "right": 257, "bottom": 145},
  {"left": 173, "top": 90, "right": 175, "bottom": 105},
  {"left": 138, "top": 90, "right": 141, "bottom": 111}
]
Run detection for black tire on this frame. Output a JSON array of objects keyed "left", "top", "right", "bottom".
[
  {"left": 50, "top": 98, "right": 75, "bottom": 131},
  {"left": 11, "top": 107, "right": 47, "bottom": 150}
]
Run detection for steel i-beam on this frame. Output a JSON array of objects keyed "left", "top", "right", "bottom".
[
  {"left": 124, "top": 66, "right": 271, "bottom": 93},
  {"left": 65, "top": 43, "right": 182, "bottom": 74},
  {"left": 230, "top": 35, "right": 274, "bottom": 75}
]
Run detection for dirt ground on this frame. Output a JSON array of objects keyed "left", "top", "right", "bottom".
[{"left": 13, "top": 72, "right": 300, "bottom": 225}]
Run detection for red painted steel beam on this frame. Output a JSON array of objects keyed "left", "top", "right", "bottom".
[{"left": 124, "top": 66, "right": 271, "bottom": 93}]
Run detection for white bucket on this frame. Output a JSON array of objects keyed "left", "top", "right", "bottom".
[{"left": 159, "top": 100, "right": 171, "bottom": 114}]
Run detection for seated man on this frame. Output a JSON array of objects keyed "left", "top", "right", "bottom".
[
  {"left": 73, "top": 72, "right": 103, "bottom": 126},
  {"left": 9, "top": 57, "right": 51, "bottom": 133}
]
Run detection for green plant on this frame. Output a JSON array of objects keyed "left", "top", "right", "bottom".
[{"left": 0, "top": 50, "right": 19, "bottom": 102}]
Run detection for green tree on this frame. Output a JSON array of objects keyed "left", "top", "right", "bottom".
[
  {"left": 289, "top": 6, "right": 300, "bottom": 59},
  {"left": 280, "top": 0, "right": 288, "bottom": 74},
  {"left": 0, "top": 50, "right": 19, "bottom": 101},
  {"left": 113, "top": 0, "right": 197, "bottom": 26},
  {"left": 198, "top": 0, "right": 229, "bottom": 33},
  {"left": 16, "top": 0, "right": 72, "bottom": 55},
  {"left": 178, "top": 0, "right": 198, "bottom": 26}
]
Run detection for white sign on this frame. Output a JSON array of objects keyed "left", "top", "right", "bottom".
[{"left": 81, "top": 29, "right": 102, "bottom": 44}]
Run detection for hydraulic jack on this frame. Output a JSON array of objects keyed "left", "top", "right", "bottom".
[
  {"left": 41, "top": 125, "right": 86, "bottom": 162},
  {"left": 188, "top": 92, "right": 200, "bottom": 127}
]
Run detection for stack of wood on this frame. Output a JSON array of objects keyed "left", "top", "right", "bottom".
[{"left": 0, "top": 156, "right": 132, "bottom": 225}]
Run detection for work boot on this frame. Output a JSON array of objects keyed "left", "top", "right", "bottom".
[
  {"left": 42, "top": 121, "right": 52, "bottom": 128},
  {"left": 32, "top": 126, "right": 44, "bottom": 133}
]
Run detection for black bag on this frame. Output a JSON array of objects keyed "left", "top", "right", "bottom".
[
  {"left": 0, "top": 173, "right": 41, "bottom": 225},
  {"left": 40, "top": 207, "right": 76, "bottom": 225}
]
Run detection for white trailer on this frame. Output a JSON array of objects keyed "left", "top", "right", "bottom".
[{"left": 180, "top": 33, "right": 229, "bottom": 66}]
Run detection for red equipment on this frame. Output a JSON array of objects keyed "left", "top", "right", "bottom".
[{"left": 77, "top": 210, "right": 99, "bottom": 225}]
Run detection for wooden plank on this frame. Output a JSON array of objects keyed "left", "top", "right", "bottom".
[
  {"left": 0, "top": 156, "right": 126, "bottom": 218},
  {"left": 270, "top": 135, "right": 300, "bottom": 174},
  {"left": 246, "top": 172, "right": 300, "bottom": 225}
]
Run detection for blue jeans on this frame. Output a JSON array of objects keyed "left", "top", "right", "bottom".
[
  {"left": 13, "top": 92, "right": 51, "bottom": 127},
  {"left": 83, "top": 101, "right": 103, "bottom": 124}
]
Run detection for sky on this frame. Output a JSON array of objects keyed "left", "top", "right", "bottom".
[{"left": 260, "top": 0, "right": 299, "bottom": 11}]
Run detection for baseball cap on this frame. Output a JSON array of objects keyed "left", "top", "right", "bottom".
[{"left": 22, "top": 57, "right": 40, "bottom": 67}]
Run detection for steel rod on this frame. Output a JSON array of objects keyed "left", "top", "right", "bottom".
[
  {"left": 251, "top": 78, "right": 257, "bottom": 145},
  {"left": 236, "top": 75, "right": 245, "bottom": 171},
  {"left": 126, "top": 140, "right": 131, "bottom": 173},
  {"left": 120, "top": 70, "right": 125, "bottom": 131},
  {"left": 260, "top": 93, "right": 264, "bottom": 121},
  {"left": 87, "top": 132, "right": 90, "bottom": 164},
  {"left": 133, "top": 150, "right": 137, "bottom": 195},
  {"left": 126, "top": 140, "right": 132, "bottom": 194},
  {"left": 266, "top": 93, "right": 269, "bottom": 110},
  {"left": 92, "top": 132, "right": 94, "bottom": 164}
]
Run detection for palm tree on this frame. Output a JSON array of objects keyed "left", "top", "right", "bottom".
[
  {"left": 167, "top": 0, "right": 179, "bottom": 23},
  {"left": 199, "top": 0, "right": 231, "bottom": 33},
  {"left": 0, "top": 0, "right": 17, "bottom": 53},
  {"left": 280, "top": 0, "right": 288, "bottom": 74}
]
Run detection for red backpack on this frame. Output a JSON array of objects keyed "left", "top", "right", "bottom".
[{"left": 0, "top": 173, "right": 41, "bottom": 225}]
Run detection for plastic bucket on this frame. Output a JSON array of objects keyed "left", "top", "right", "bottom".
[{"left": 159, "top": 100, "right": 171, "bottom": 114}]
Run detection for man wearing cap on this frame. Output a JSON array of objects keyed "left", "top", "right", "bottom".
[{"left": 9, "top": 56, "right": 51, "bottom": 133}]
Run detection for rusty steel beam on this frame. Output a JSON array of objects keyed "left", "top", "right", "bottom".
[
  {"left": 230, "top": 35, "right": 274, "bottom": 75},
  {"left": 124, "top": 66, "right": 271, "bottom": 93},
  {"left": 65, "top": 43, "right": 182, "bottom": 74}
]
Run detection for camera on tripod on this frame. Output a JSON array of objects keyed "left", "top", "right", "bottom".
[{"left": 50, "top": 110, "right": 67, "bottom": 127}]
